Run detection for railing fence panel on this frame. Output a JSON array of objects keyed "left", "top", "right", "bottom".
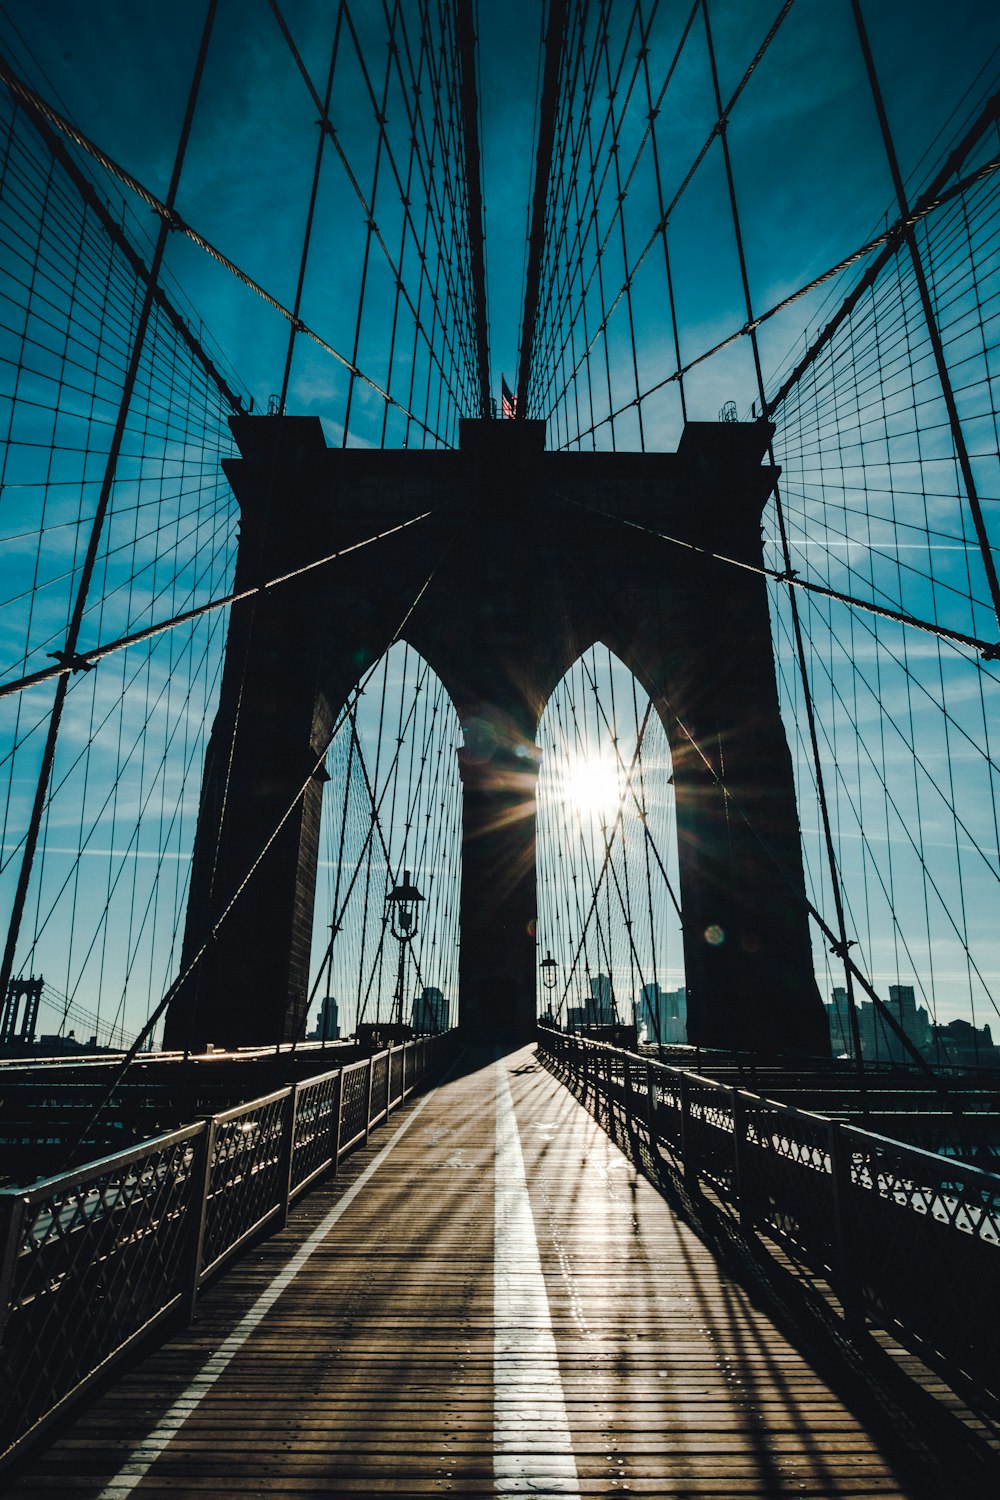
[
  {"left": 0, "top": 1035, "right": 452, "bottom": 1472},
  {"left": 536, "top": 1029, "right": 1000, "bottom": 1406}
]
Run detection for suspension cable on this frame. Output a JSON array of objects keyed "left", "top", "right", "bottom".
[
  {"left": 0, "top": 54, "right": 452, "bottom": 445},
  {"left": 0, "top": 509, "right": 437, "bottom": 700},
  {"left": 0, "top": 0, "right": 221, "bottom": 1020}
]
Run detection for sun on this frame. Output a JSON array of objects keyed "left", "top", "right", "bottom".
[{"left": 561, "top": 751, "right": 622, "bottom": 820}]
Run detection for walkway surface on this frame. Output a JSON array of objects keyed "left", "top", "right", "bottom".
[{"left": 7, "top": 1045, "right": 955, "bottom": 1497}]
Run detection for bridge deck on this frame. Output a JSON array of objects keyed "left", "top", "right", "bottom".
[{"left": 7, "top": 1045, "right": 968, "bottom": 1497}]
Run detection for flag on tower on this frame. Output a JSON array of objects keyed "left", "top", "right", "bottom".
[{"left": 501, "top": 376, "right": 517, "bottom": 419}]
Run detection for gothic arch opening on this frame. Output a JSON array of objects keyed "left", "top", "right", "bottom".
[
  {"left": 536, "top": 644, "right": 686, "bottom": 1044},
  {"left": 308, "top": 641, "right": 463, "bottom": 1041},
  {"left": 170, "top": 417, "right": 827, "bottom": 1052}
]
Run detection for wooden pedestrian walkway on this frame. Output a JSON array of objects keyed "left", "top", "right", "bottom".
[{"left": 4, "top": 1045, "right": 983, "bottom": 1497}]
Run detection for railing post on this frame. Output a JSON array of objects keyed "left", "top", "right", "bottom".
[
  {"left": 679, "top": 1073, "right": 698, "bottom": 1188},
  {"left": 329, "top": 1069, "right": 344, "bottom": 1176},
  {"left": 623, "top": 1051, "right": 635, "bottom": 1120},
  {"left": 827, "top": 1120, "right": 862, "bottom": 1332},
  {"left": 731, "top": 1089, "right": 753, "bottom": 1231},
  {"left": 0, "top": 1193, "right": 27, "bottom": 1349},
  {"left": 645, "top": 1061, "right": 657, "bottom": 1144},
  {"left": 276, "top": 1085, "right": 298, "bottom": 1230},
  {"left": 185, "top": 1118, "right": 216, "bottom": 1322},
  {"left": 364, "top": 1056, "right": 375, "bottom": 1143},
  {"left": 385, "top": 1046, "right": 394, "bottom": 1116},
  {"left": 601, "top": 1047, "right": 612, "bottom": 1126}
]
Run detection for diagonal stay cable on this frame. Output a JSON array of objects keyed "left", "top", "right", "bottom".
[
  {"left": 575, "top": 689, "right": 656, "bottom": 1011},
  {"left": 265, "top": 0, "right": 472, "bottom": 424},
  {"left": 0, "top": 0, "right": 221, "bottom": 1051},
  {"left": 304, "top": 674, "right": 443, "bottom": 1022},
  {"left": 576, "top": 541, "right": 954, "bottom": 1084},
  {"left": 541, "top": 0, "right": 796, "bottom": 420},
  {"left": 307, "top": 661, "right": 436, "bottom": 1000},
  {"left": 556, "top": 149, "right": 1000, "bottom": 446},
  {"left": 532, "top": 0, "right": 681, "bottom": 416},
  {"left": 661, "top": 676, "right": 951, "bottom": 1082},
  {"left": 554, "top": 709, "right": 654, "bottom": 1018},
  {"left": 534, "top": 511, "right": 687, "bottom": 1022},
  {"left": 574, "top": 650, "right": 685, "bottom": 924},
  {"left": 850, "top": 0, "right": 1000, "bottom": 635},
  {"left": 517, "top": 0, "right": 569, "bottom": 413},
  {"left": 526, "top": 0, "right": 631, "bottom": 410},
  {"left": 350, "top": 0, "right": 480, "bottom": 406},
  {"left": 556, "top": 493, "right": 1000, "bottom": 659},
  {"left": 766, "top": 88, "right": 1000, "bottom": 416},
  {"left": 368, "top": 0, "right": 482, "bottom": 401},
  {"left": 5, "top": 75, "right": 247, "bottom": 414},
  {"left": 377, "top": 0, "right": 482, "bottom": 405},
  {"left": 0, "top": 508, "right": 437, "bottom": 699},
  {"left": 0, "top": 54, "right": 450, "bottom": 444},
  {"left": 58, "top": 555, "right": 445, "bottom": 1166},
  {"left": 820, "top": 668, "right": 1000, "bottom": 1027}
]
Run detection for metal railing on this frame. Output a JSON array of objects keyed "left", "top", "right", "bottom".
[
  {"left": 0, "top": 1034, "right": 451, "bottom": 1471},
  {"left": 538, "top": 1029, "right": 1000, "bottom": 1405}
]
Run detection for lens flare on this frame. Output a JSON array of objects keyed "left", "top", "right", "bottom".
[{"left": 560, "top": 751, "right": 621, "bottom": 820}]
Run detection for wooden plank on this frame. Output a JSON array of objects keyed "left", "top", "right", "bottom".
[{"left": 5, "top": 1044, "right": 981, "bottom": 1498}]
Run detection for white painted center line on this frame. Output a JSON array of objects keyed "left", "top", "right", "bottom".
[
  {"left": 96, "top": 1068, "right": 454, "bottom": 1498},
  {"left": 494, "top": 1052, "right": 581, "bottom": 1497}
]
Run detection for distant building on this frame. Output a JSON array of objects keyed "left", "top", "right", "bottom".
[
  {"left": 310, "top": 995, "right": 340, "bottom": 1041},
  {"left": 412, "top": 986, "right": 447, "bottom": 1033},
  {"left": 565, "top": 985, "right": 613, "bottom": 1032},
  {"left": 589, "top": 973, "right": 615, "bottom": 1024},
  {"left": 930, "top": 1018, "right": 1000, "bottom": 1068},
  {"left": 886, "top": 984, "right": 930, "bottom": 1060},
  {"left": 828, "top": 982, "right": 933, "bottom": 1064},
  {"left": 826, "top": 987, "right": 853, "bottom": 1055},
  {"left": 638, "top": 983, "right": 686, "bottom": 1044}
]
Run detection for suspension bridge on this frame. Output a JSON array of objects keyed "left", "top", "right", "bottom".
[{"left": 0, "top": 0, "right": 998, "bottom": 1492}]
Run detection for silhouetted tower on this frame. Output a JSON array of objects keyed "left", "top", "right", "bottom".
[
  {"left": 1, "top": 975, "right": 42, "bottom": 1048},
  {"left": 165, "top": 416, "right": 828, "bottom": 1057}
]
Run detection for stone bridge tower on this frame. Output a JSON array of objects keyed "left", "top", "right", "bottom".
[{"left": 163, "top": 416, "right": 828, "bottom": 1057}]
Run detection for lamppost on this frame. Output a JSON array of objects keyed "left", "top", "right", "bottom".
[
  {"left": 539, "top": 950, "right": 558, "bottom": 1025},
  {"left": 386, "top": 869, "right": 424, "bottom": 1028}
]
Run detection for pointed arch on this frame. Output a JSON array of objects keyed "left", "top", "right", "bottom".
[
  {"left": 536, "top": 644, "right": 684, "bottom": 1044},
  {"left": 308, "top": 640, "right": 462, "bottom": 1040}
]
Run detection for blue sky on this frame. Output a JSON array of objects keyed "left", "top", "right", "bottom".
[
  {"left": 0, "top": 0, "right": 995, "bottom": 414},
  {"left": 0, "top": 0, "right": 997, "bottom": 1045}
]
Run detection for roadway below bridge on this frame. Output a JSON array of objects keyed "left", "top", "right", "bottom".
[{"left": 9, "top": 1044, "right": 997, "bottom": 1497}]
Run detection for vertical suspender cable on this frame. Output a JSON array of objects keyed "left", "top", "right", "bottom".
[
  {"left": 277, "top": 4, "right": 345, "bottom": 412},
  {"left": 702, "top": 0, "right": 866, "bottom": 1078},
  {"left": 850, "top": 0, "right": 1000, "bottom": 635},
  {"left": 517, "top": 0, "right": 569, "bottom": 416},
  {"left": 0, "top": 0, "right": 220, "bottom": 1012},
  {"left": 342, "top": 9, "right": 396, "bottom": 445},
  {"left": 456, "top": 0, "right": 491, "bottom": 415},
  {"left": 637, "top": 0, "right": 687, "bottom": 425}
]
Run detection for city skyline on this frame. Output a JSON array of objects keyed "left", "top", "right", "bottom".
[{"left": 0, "top": 2, "right": 995, "bottom": 1052}]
